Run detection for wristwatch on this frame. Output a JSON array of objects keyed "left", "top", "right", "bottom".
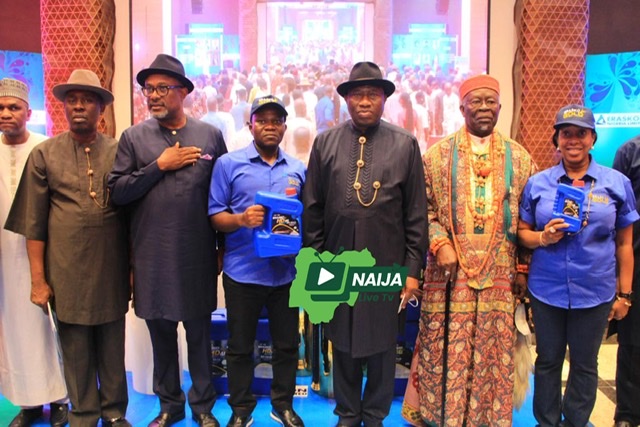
[
  {"left": 617, "top": 291, "right": 634, "bottom": 307},
  {"left": 618, "top": 291, "right": 634, "bottom": 301}
]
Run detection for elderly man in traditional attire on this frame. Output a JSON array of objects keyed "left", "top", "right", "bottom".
[
  {"left": 0, "top": 78, "right": 69, "bottom": 427},
  {"left": 5, "top": 70, "right": 131, "bottom": 427},
  {"left": 402, "top": 74, "right": 536, "bottom": 426},
  {"left": 303, "top": 61, "right": 428, "bottom": 427}
]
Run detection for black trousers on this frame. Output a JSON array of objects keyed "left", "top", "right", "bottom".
[
  {"left": 223, "top": 274, "right": 299, "bottom": 417},
  {"left": 145, "top": 316, "right": 216, "bottom": 416},
  {"left": 615, "top": 344, "right": 640, "bottom": 425},
  {"left": 332, "top": 346, "right": 396, "bottom": 427},
  {"left": 529, "top": 295, "right": 612, "bottom": 427},
  {"left": 57, "top": 317, "right": 128, "bottom": 427}
]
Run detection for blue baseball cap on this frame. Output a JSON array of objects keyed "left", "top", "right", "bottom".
[
  {"left": 250, "top": 95, "right": 288, "bottom": 119},
  {"left": 554, "top": 104, "right": 595, "bottom": 129}
]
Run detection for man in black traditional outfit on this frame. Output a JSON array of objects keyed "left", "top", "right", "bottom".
[
  {"left": 108, "top": 54, "right": 227, "bottom": 427},
  {"left": 303, "top": 61, "right": 428, "bottom": 427}
]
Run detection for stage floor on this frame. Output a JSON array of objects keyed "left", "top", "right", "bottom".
[{"left": 0, "top": 343, "right": 617, "bottom": 426}]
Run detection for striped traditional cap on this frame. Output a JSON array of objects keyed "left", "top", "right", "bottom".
[{"left": 0, "top": 78, "right": 29, "bottom": 104}]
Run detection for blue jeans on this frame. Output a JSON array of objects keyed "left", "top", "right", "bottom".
[{"left": 529, "top": 294, "right": 612, "bottom": 427}]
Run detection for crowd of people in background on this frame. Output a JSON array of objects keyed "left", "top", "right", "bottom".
[
  {"left": 132, "top": 60, "right": 470, "bottom": 158},
  {"left": 4, "top": 52, "right": 640, "bottom": 427}
]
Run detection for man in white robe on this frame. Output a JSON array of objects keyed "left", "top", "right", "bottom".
[{"left": 0, "top": 78, "right": 68, "bottom": 427}]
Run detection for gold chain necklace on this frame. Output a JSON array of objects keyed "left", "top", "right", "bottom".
[
  {"left": 84, "top": 146, "right": 110, "bottom": 209},
  {"left": 353, "top": 135, "right": 380, "bottom": 207}
]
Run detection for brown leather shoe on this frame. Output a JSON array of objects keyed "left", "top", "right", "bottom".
[
  {"left": 9, "top": 407, "right": 44, "bottom": 427},
  {"left": 147, "top": 411, "right": 185, "bottom": 427}
]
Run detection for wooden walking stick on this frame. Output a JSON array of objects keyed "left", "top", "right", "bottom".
[{"left": 440, "top": 275, "right": 452, "bottom": 426}]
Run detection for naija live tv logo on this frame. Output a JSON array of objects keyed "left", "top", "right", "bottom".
[{"left": 290, "top": 247, "right": 407, "bottom": 323}]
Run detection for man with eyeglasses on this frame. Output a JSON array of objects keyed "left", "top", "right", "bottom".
[
  {"left": 208, "top": 95, "right": 305, "bottom": 427},
  {"left": 402, "top": 74, "right": 536, "bottom": 426},
  {"left": 303, "top": 62, "right": 428, "bottom": 427},
  {"left": 108, "top": 54, "right": 227, "bottom": 427}
]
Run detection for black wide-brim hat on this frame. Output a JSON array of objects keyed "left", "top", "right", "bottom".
[
  {"left": 337, "top": 61, "right": 395, "bottom": 98},
  {"left": 136, "top": 54, "right": 194, "bottom": 93}
]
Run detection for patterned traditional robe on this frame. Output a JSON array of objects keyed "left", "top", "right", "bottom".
[{"left": 403, "top": 127, "right": 536, "bottom": 427}]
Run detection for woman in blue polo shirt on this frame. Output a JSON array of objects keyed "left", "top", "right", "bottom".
[{"left": 518, "top": 104, "right": 639, "bottom": 427}]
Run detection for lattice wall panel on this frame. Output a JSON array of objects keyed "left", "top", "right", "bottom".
[
  {"left": 513, "top": 0, "right": 589, "bottom": 170},
  {"left": 239, "top": 0, "right": 258, "bottom": 74},
  {"left": 41, "top": 0, "right": 116, "bottom": 137}
]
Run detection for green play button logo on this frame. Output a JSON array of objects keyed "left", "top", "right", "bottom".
[{"left": 305, "top": 262, "right": 348, "bottom": 301}]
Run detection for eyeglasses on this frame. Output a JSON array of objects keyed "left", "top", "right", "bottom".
[
  {"left": 466, "top": 98, "right": 498, "bottom": 109},
  {"left": 140, "top": 85, "right": 184, "bottom": 97},
  {"left": 349, "top": 91, "right": 383, "bottom": 102},
  {"left": 253, "top": 118, "right": 285, "bottom": 127}
]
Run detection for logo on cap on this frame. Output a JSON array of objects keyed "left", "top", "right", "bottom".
[
  {"left": 563, "top": 108, "right": 586, "bottom": 119},
  {"left": 257, "top": 96, "right": 279, "bottom": 106}
]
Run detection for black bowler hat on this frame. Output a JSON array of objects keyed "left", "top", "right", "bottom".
[
  {"left": 136, "top": 54, "right": 194, "bottom": 93},
  {"left": 336, "top": 61, "right": 395, "bottom": 98}
]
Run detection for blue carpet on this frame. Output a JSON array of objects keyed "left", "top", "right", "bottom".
[{"left": 0, "top": 372, "right": 540, "bottom": 426}]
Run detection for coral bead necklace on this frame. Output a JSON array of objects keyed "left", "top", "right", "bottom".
[{"left": 446, "top": 129, "right": 507, "bottom": 279}]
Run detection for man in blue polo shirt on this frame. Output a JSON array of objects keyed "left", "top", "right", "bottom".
[{"left": 208, "top": 96, "right": 306, "bottom": 427}]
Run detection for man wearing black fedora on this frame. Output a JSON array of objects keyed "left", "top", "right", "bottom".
[
  {"left": 303, "top": 61, "right": 427, "bottom": 426},
  {"left": 6, "top": 69, "right": 131, "bottom": 426},
  {"left": 109, "top": 54, "right": 227, "bottom": 427}
]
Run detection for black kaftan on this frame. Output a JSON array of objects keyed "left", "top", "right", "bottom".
[
  {"left": 108, "top": 117, "right": 227, "bottom": 321},
  {"left": 303, "top": 120, "right": 428, "bottom": 357}
]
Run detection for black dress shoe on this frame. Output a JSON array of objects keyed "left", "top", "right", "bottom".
[
  {"left": 147, "top": 411, "right": 185, "bottom": 427},
  {"left": 9, "top": 406, "right": 44, "bottom": 427},
  {"left": 49, "top": 403, "right": 68, "bottom": 427},
  {"left": 270, "top": 407, "right": 305, "bottom": 427},
  {"left": 192, "top": 413, "right": 220, "bottom": 427},
  {"left": 226, "top": 413, "right": 254, "bottom": 427},
  {"left": 614, "top": 421, "right": 633, "bottom": 427},
  {"left": 103, "top": 417, "right": 132, "bottom": 427},
  {"left": 334, "top": 418, "right": 360, "bottom": 427}
]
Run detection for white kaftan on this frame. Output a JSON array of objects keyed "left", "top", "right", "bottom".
[{"left": 0, "top": 132, "right": 67, "bottom": 405}]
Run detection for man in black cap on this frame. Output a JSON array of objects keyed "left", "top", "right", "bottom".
[
  {"left": 209, "top": 95, "right": 306, "bottom": 427},
  {"left": 303, "top": 61, "right": 428, "bottom": 426},
  {"left": 108, "top": 54, "right": 227, "bottom": 427},
  {"left": 6, "top": 69, "right": 131, "bottom": 426}
]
